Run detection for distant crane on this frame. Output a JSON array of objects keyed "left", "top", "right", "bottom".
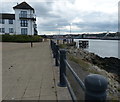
[
  {"left": 103, "top": 31, "right": 110, "bottom": 38},
  {"left": 104, "top": 31, "right": 110, "bottom": 37}
]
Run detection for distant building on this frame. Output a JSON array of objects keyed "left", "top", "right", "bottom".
[{"left": 0, "top": 1, "right": 38, "bottom": 35}]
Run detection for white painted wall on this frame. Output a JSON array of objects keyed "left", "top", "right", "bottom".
[
  {"left": 0, "top": 7, "right": 37, "bottom": 35},
  {"left": 0, "top": 19, "right": 15, "bottom": 35},
  {"left": 14, "top": 9, "right": 36, "bottom": 35}
]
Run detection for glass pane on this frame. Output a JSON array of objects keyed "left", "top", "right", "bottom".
[{"left": 20, "top": 11, "right": 27, "bottom": 17}]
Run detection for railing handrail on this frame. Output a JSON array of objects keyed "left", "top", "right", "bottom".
[
  {"left": 50, "top": 39, "right": 108, "bottom": 102},
  {"left": 65, "top": 59, "right": 85, "bottom": 91},
  {"left": 63, "top": 74, "right": 77, "bottom": 102}
]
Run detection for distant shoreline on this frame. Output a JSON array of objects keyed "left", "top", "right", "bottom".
[{"left": 74, "top": 38, "right": 120, "bottom": 40}]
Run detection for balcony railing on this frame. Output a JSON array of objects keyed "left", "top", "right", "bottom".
[{"left": 19, "top": 14, "right": 36, "bottom": 21}]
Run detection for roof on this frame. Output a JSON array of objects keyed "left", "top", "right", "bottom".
[
  {"left": 0, "top": 13, "right": 15, "bottom": 19},
  {"left": 13, "top": 2, "right": 34, "bottom": 11}
]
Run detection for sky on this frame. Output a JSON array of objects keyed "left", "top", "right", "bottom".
[{"left": 0, "top": 0, "right": 119, "bottom": 35}]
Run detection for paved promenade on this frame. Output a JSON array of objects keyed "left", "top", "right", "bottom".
[{"left": 2, "top": 41, "right": 71, "bottom": 101}]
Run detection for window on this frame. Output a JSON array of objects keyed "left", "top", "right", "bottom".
[
  {"left": 21, "top": 20, "right": 28, "bottom": 27},
  {"left": 9, "top": 28, "right": 13, "bottom": 33},
  {"left": 21, "top": 28, "right": 27, "bottom": 35},
  {"left": 0, "top": 19, "right": 5, "bottom": 24},
  {"left": 20, "top": 11, "right": 27, "bottom": 18},
  {"left": 0, "top": 28, "right": 5, "bottom": 33},
  {"left": 33, "top": 24, "right": 37, "bottom": 28},
  {"left": 9, "top": 19, "right": 13, "bottom": 24}
]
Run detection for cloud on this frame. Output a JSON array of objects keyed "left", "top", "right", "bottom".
[{"left": 1, "top": 0, "right": 119, "bottom": 34}]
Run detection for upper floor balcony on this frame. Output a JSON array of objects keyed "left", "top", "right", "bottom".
[{"left": 19, "top": 14, "right": 36, "bottom": 21}]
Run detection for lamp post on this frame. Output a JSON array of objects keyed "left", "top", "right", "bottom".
[
  {"left": 69, "top": 23, "right": 72, "bottom": 43},
  {"left": 70, "top": 24, "right": 71, "bottom": 34},
  {"left": 55, "top": 24, "right": 60, "bottom": 44},
  {"left": 59, "top": 29, "right": 60, "bottom": 35}
]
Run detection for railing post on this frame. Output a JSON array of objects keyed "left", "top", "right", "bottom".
[
  {"left": 85, "top": 74, "right": 108, "bottom": 102},
  {"left": 58, "top": 49, "right": 66, "bottom": 87},
  {"left": 53, "top": 42, "right": 56, "bottom": 58},
  {"left": 51, "top": 40, "right": 53, "bottom": 51},
  {"left": 55, "top": 45, "right": 59, "bottom": 66},
  {"left": 50, "top": 40, "right": 52, "bottom": 49}
]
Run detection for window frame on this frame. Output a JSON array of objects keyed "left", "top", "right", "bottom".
[
  {"left": 20, "top": 11, "right": 27, "bottom": 18},
  {"left": 0, "top": 19, "right": 5, "bottom": 24},
  {"left": 20, "top": 20, "right": 28, "bottom": 27},
  {"left": 9, "top": 28, "right": 14, "bottom": 33},
  {"left": 21, "top": 28, "right": 27, "bottom": 35},
  {"left": 0, "top": 28, "right": 5, "bottom": 33},
  {"left": 9, "top": 19, "right": 13, "bottom": 24}
]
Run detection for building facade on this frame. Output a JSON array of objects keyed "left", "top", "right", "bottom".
[{"left": 0, "top": 1, "right": 37, "bottom": 35}]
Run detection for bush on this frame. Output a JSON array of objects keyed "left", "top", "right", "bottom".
[{"left": 1, "top": 34, "right": 42, "bottom": 42}]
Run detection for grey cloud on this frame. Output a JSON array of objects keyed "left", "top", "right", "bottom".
[
  {"left": 39, "top": 9, "right": 117, "bottom": 33},
  {"left": 75, "top": 21, "right": 117, "bottom": 32},
  {"left": 33, "top": 2, "right": 63, "bottom": 19},
  {"left": 1, "top": 1, "right": 117, "bottom": 34},
  {"left": 32, "top": 2, "right": 53, "bottom": 17},
  {"left": 0, "top": 2, "right": 15, "bottom": 13}
]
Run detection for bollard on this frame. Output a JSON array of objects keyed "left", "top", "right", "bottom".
[
  {"left": 55, "top": 45, "right": 59, "bottom": 66},
  {"left": 85, "top": 74, "right": 108, "bottom": 102},
  {"left": 31, "top": 41, "right": 33, "bottom": 47},
  {"left": 58, "top": 49, "right": 66, "bottom": 87}
]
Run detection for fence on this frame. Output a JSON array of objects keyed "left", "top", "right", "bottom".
[{"left": 50, "top": 40, "right": 108, "bottom": 102}]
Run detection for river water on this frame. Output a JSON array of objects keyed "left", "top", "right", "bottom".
[{"left": 74, "top": 39, "right": 120, "bottom": 59}]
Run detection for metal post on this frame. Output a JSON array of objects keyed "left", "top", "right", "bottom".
[
  {"left": 55, "top": 45, "right": 59, "bottom": 66},
  {"left": 31, "top": 41, "right": 33, "bottom": 47},
  {"left": 57, "top": 40, "right": 59, "bottom": 44},
  {"left": 50, "top": 40, "right": 52, "bottom": 49},
  {"left": 53, "top": 42, "right": 56, "bottom": 58},
  {"left": 51, "top": 40, "right": 54, "bottom": 52},
  {"left": 85, "top": 74, "right": 108, "bottom": 102},
  {"left": 58, "top": 49, "right": 66, "bottom": 87},
  {"left": 70, "top": 24, "right": 71, "bottom": 34}
]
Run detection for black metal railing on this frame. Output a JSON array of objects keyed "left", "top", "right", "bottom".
[
  {"left": 19, "top": 14, "right": 36, "bottom": 21},
  {"left": 50, "top": 40, "right": 108, "bottom": 102}
]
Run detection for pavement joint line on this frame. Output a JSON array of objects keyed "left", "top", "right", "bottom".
[
  {"left": 3, "top": 79, "right": 20, "bottom": 100},
  {"left": 21, "top": 76, "right": 32, "bottom": 100},
  {"left": 38, "top": 72, "right": 44, "bottom": 100},
  {"left": 51, "top": 57, "right": 58, "bottom": 101}
]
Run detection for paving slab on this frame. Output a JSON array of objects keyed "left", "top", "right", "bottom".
[{"left": 2, "top": 41, "right": 71, "bottom": 101}]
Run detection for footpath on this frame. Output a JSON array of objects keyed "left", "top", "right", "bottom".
[{"left": 2, "top": 41, "right": 71, "bottom": 101}]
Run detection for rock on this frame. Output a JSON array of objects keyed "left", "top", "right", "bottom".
[{"left": 68, "top": 47, "right": 120, "bottom": 100}]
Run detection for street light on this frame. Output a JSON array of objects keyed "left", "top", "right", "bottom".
[
  {"left": 58, "top": 26, "right": 60, "bottom": 35},
  {"left": 55, "top": 24, "right": 60, "bottom": 44},
  {"left": 55, "top": 24, "right": 60, "bottom": 35},
  {"left": 70, "top": 23, "right": 72, "bottom": 34},
  {"left": 69, "top": 23, "right": 74, "bottom": 43}
]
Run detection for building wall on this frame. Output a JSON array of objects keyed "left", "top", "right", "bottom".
[
  {"left": 14, "top": 9, "right": 35, "bottom": 35},
  {"left": 0, "top": 5, "right": 37, "bottom": 35},
  {"left": 0, "top": 19, "right": 15, "bottom": 35}
]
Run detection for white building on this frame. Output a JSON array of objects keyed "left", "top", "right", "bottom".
[{"left": 0, "top": 1, "right": 38, "bottom": 35}]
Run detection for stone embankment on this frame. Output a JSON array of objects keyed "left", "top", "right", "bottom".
[{"left": 67, "top": 47, "right": 120, "bottom": 101}]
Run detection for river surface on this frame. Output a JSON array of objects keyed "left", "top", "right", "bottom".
[{"left": 74, "top": 39, "right": 120, "bottom": 59}]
